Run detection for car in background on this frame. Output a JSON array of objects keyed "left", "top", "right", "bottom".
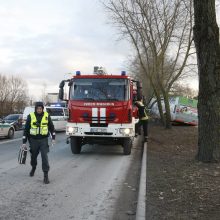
[
  {"left": 0, "top": 119, "right": 15, "bottom": 139},
  {"left": 22, "top": 106, "right": 68, "bottom": 131},
  {"left": 3, "top": 114, "right": 23, "bottom": 131}
]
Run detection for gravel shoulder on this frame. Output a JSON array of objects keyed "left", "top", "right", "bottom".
[{"left": 146, "top": 123, "right": 220, "bottom": 220}]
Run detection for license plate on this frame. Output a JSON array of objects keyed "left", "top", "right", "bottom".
[{"left": 90, "top": 128, "right": 107, "bottom": 133}]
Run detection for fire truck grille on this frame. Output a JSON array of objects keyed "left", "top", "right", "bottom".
[
  {"left": 84, "top": 132, "right": 113, "bottom": 136},
  {"left": 82, "top": 116, "right": 115, "bottom": 122},
  {"left": 90, "top": 123, "right": 108, "bottom": 127}
]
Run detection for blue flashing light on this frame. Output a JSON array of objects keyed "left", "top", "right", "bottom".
[
  {"left": 76, "top": 71, "right": 81, "bottom": 76},
  {"left": 50, "top": 103, "right": 61, "bottom": 107},
  {"left": 121, "top": 71, "right": 126, "bottom": 76}
]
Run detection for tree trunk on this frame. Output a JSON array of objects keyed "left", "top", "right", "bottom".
[
  {"left": 193, "top": 0, "right": 220, "bottom": 162},
  {"left": 154, "top": 90, "right": 165, "bottom": 125},
  {"left": 163, "top": 91, "right": 172, "bottom": 129}
]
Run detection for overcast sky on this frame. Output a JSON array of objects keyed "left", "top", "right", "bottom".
[
  {"left": 0, "top": 1, "right": 219, "bottom": 100},
  {"left": 0, "top": 0, "right": 133, "bottom": 99}
]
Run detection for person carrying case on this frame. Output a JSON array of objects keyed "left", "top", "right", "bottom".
[{"left": 18, "top": 146, "right": 28, "bottom": 164}]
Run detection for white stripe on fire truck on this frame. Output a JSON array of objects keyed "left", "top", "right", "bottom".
[
  {"left": 100, "top": 108, "right": 106, "bottom": 123},
  {"left": 92, "top": 108, "right": 98, "bottom": 123}
]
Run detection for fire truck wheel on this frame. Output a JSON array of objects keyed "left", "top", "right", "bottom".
[
  {"left": 123, "top": 138, "right": 132, "bottom": 155},
  {"left": 70, "top": 137, "right": 82, "bottom": 154}
]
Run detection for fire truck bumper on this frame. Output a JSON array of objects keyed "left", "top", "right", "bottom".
[{"left": 66, "top": 122, "right": 135, "bottom": 138}]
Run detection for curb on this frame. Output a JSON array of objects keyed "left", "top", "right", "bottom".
[{"left": 136, "top": 142, "right": 147, "bottom": 220}]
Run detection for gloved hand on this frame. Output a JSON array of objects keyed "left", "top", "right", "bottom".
[{"left": 22, "top": 144, "right": 27, "bottom": 150}]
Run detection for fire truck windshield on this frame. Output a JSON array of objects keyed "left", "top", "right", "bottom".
[{"left": 70, "top": 78, "right": 129, "bottom": 101}]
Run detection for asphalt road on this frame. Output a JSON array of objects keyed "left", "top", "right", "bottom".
[{"left": 0, "top": 131, "right": 142, "bottom": 220}]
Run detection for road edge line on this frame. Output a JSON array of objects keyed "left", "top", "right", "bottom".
[
  {"left": 0, "top": 138, "right": 21, "bottom": 145},
  {"left": 136, "top": 142, "right": 147, "bottom": 220}
]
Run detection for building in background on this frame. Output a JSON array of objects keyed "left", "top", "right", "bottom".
[{"left": 47, "top": 93, "right": 59, "bottom": 103}]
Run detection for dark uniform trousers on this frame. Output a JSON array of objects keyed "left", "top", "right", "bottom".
[
  {"left": 135, "top": 119, "right": 148, "bottom": 137},
  {"left": 29, "top": 137, "right": 50, "bottom": 172}
]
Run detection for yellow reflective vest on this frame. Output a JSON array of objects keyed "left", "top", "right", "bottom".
[
  {"left": 30, "top": 112, "right": 49, "bottom": 136},
  {"left": 135, "top": 101, "right": 149, "bottom": 120}
]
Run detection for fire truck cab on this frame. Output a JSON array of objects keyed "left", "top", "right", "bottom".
[{"left": 59, "top": 68, "right": 142, "bottom": 155}]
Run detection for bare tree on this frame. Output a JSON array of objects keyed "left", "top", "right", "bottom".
[
  {"left": 41, "top": 83, "right": 49, "bottom": 104},
  {"left": 0, "top": 75, "right": 10, "bottom": 116},
  {"left": 8, "top": 76, "right": 28, "bottom": 113},
  {"left": 128, "top": 56, "right": 154, "bottom": 104},
  {"left": 170, "top": 82, "right": 198, "bottom": 98},
  {"left": 193, "top": 0, "right": 220, "bottom": 162},
  {"left": 0, "top": 74, "right": 28, "bottom": 117},
  {"left": 104, "top": 0, "right": 195, "bottom": 128}
]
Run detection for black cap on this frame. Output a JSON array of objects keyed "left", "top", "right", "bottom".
[{"left": 35, "top": 101, "right": 44, "bottom": 109}]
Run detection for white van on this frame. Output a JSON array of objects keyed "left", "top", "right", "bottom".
[{"left": 22, "top": 106, "right": 68, "bottom": 131}]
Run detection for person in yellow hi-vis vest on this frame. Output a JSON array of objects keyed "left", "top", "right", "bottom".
[
  {"left": 22, "top": 102, "right": 55, "bottom": 184},
  {"left": 135, "top": 99, "right": 149, "bottom": 142}
]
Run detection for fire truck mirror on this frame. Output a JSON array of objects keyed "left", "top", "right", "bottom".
[
  {"left": 137, "top": 81, "right": 142, "bottom": 89},
  {"left": 68, "top": 79, "right": 73, "bottom": 86},
  {"left": 59, "top": 80, "right": 65, "bottom": 88},
  {"left": 133, "top": 91, "right": 138, "bottom": 103},
  {"left": 136, "top": 81, "right": 143, "bottom": 101},
  {"left": 58, "top": 80, "right": 65, "bottom": 100},
  {"left": 59, "top": 88, "right": 64, "bottom": 100}
]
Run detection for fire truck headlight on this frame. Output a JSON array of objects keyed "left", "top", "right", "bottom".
[
  {"left": 119, "top": 128, "right": 132, "bottom": 135},
  {"left": 67, "top": 127, "right": 78, "bottom": 134}
]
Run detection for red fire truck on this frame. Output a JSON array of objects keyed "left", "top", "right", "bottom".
[{"left": 58, "top": 68, "right": 142, "bottom": 155}]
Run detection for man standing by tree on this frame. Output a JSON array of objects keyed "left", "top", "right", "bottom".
[
  {"left": 193, "top": 0, "right": 220, "bottom": 161},
  {"left": 22, "top": 102, "right": 56, "bottom": 184}
]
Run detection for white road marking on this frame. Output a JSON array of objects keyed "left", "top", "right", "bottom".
[{"left": 0, "top": 138, "right": 21, "bottom": 145}]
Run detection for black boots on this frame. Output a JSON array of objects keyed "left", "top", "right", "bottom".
[
  {"left": 44, "top": 172, "right": 50, "bottom": 184},
  {"left": 29, "top": 167, "right": 36, "bottom": 177},
  {"left": 30, "top": 168, "right": 49, "bottom": 184}
]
